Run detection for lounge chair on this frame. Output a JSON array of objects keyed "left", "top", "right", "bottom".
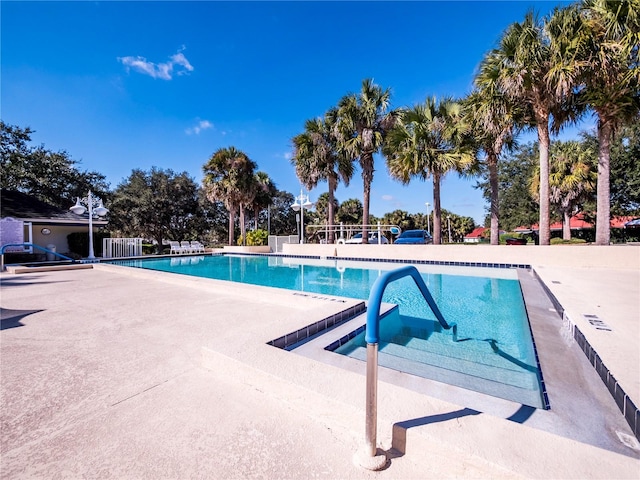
[
  {"left": 169, "top": 241, "right": 182, "bottom": 255},
  {"left": 180, "top": 241, "right": 192, "bottom": 254},
  {"left": 190, "top": 241, "right": 205, "bottom": 254}
]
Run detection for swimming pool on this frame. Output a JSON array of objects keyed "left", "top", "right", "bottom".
[{"left": 111, "top": 254, "right": 546, "bottom": 407}]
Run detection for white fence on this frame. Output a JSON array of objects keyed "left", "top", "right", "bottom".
[
  {"left": 103, "top": 238, "right": 144, "bottom": 258},
  {"left": 268, "top": 235, "right": 299, "bottom": 253}
]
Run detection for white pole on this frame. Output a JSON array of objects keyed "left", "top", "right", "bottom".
[
  {"left": 425, "top": 202, "right": 430, "bottom": 234},
  {"left": 87, "top": 191, "right": 95, "bottom": 260},
  {"left": 300, "top": 189, "right": 305, "bottom": 244}
]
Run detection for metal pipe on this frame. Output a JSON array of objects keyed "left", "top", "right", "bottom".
[{"left": 365, "top": 342, "right": 378, "bottom": 456}]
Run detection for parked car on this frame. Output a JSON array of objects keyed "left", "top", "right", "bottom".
[
  {"left": 393, "top": 229, "right": 433, "bottom": 245},
  {"left": 344, "top": 232, "right": 389, "bottom": 244},
  {"left": 505, "top": 237, "right": 527, "bottom": 245}
]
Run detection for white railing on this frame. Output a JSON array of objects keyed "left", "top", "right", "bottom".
[
  {"left": 103, "top": 238, "right": 144, "bottom": 258},
  {"left": 307, "top": 222, "right": 401, "bottom": 244}
]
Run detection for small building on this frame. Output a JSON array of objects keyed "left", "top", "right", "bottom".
[
  {"left": 463, "top": 227, "right": 489, "bottom": 243},
  {"left": 0, "top": 189, "right": 108, "bottom": 258},
  {"left": 515, "top": 213, "right": 639, "bottom": 240}
]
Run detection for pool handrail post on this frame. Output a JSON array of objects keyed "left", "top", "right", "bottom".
[{"left": 356, "top": 265, "right": 453, "bottom": 470}]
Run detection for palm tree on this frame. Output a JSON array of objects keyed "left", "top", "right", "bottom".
[
  {"left": 466, "top": 50, "right": 524, "bottom": 245},
  {"left": 291, "top": 109, "right": 353, "bottom": 243},
  {"left": 563, "top": 0, "right": 640, "bottom": 244},
  {"left": 202, "top": 147, "right": 257, "bottom": 246},
  {"left": 250, "top": 171, "right": 277, "bottom": 231},
  {"left": 336, "top": 198, "right": 363, "bottom": 226},
  {"left": 530, "top": 140, "right": 597, "bottom": 240},
  {"left": 335, "top": 79, "right": 398, "bottom": 243},
  {"left": 383, "top": 97, "right": 475, "bottom": 244},
  {"left": 492, "top": 10, "right": 579, "bottom": 245},
  {"left": 382, "top": 209, "right": 415, "bottom": 232}
]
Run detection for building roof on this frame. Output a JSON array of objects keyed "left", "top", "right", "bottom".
[
  {"left": 464, "top": 227, "right": 488, "bottom": 239},
  {"left": 515, "top": 214, "right": 638, "bottom": 232},
  {"left": 0, "top": 189, "right": 107, "bottom": 225}
]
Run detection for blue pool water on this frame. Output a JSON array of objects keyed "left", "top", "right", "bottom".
[{"left": 111, "top": 254, "right": 546, "bottom": 407}]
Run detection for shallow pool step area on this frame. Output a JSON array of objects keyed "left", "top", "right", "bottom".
[
  {"left": 342, "top": 344, "right": 545, "bottom": 409},
  {"left": 389, "top": 334, "right": 534, "bottom": 374},
  {"left": 331, "top": 311, "right": 546, "bottom": 409}
]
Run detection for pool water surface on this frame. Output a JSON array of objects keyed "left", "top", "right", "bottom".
[{"left": 111, "top": 254, "right": 546, "bottom": 407}]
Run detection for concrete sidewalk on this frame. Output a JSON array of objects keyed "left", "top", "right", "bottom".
[{"left": 1, "top": 254, "right": 639, "bottom": 479}]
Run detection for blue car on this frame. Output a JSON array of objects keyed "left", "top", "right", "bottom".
[{"left": 394, "top": 229, "right": 433, "bottom": 244}]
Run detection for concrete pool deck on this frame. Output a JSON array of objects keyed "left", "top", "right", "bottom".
[{"left": 1, "top": 245, "right": 639, "bottom": 478}]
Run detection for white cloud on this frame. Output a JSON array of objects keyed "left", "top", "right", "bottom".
[
  {"left": 284, "top": 152, "right": 292, "bottom": 160},
  {"left": 185, "top": 120, "right": 214, "bottom": 135},
  {"left": 118, "top": 47, "right": 193, "bottom": 80},
  {"left": 381, "top": 194, "right": 394, "bottom": 201}
]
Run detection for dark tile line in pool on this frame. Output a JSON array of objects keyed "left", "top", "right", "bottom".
[
  {"left": 226, "top": 252, "right": 322, "bottom": 260},
  {"left": 532, "top": 270, "right": 565, "bottom": 319},
  {"left": 525, "top": 317, "right": 551, "bottom": 410},
  {"left": 219, "top": 252, "right": 532, "bottom": 270},
  {"left": 534, "top": 271, "right": 637, "bottom": 438},
  {"left": 573, "top": 326, "right": 639, "bottom": 441},
  {"left": 334, "top": 256, "right": 531, "bottom": 269},
  {"left": 325, "top": 324, "right": 367, "bottom": 352},
  {"left": 268, "top": 301, "right": 366, "bottom": 350}
]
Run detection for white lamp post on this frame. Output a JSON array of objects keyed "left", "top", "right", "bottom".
[
  {"left": 425, "top": 202, "right": 431, "bottom": 234},
  {"left": 447, "top": 215, "right": 452, "bottom": 243},
  {"left": 291, "top": 189, "right": 313, "bottom": 244},
  {"left": 70, "top": 191, "right": 108, "bottom": 260}
]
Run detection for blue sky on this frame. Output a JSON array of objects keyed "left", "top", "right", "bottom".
[{"left": 2, "top": 0, "right": 583, "bottom": 224}]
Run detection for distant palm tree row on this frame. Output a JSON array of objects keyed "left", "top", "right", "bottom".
[
  {"left": 202, "top": 147, "right": 276, "bottom": 245},
  {"left": 291, "top": 0, "right": 638, "bottom": 246}
]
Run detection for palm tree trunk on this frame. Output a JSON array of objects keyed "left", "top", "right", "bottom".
[
  {"left": 328, "top": 176, "right": 336, "bottom": 244},
  {"left": 562, "top": 209, "right": 571, "bottom": 241},
  {"left": 595, "top": 119, "right": 612, "bottom": 246},
  {"left": 488, "top": 154, "right": 500, "bottom": 246},
  {"left": 433, "top": 172, "right": 442, "bottom": 245},
  {"left": 239, "top": 205, "right": 247, "bottom": 245},
  {"left": 228, "top": 206, "right": 236, "bottom": 246},
  {"left": 536, "top": 121, "right": 551, "bottom": 246},
  {"left": 361, "top": 154, "right": 373, "bottom": 244}
]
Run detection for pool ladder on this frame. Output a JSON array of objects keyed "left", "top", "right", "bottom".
[{"left": 355, "top": 265, "right": 456, "bottom": 470}]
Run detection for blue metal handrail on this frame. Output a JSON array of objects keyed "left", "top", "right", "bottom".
[
  {"left": 366, "top": 265, "right": 453, "bottom": 344},
  {"left": 1, "top": 243, "right": 75, "bottom": 261},
  {"left": 356, "top": 265, "right": 455, "bottom": 470}
]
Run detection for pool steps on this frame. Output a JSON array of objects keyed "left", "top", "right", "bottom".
[{"left": 334, "top": 308, "right": 545, "bottom": 409}]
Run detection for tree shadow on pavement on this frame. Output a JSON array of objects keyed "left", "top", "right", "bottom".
[{"left": 1, "top": 307, "right": 44, "bottom": 330}]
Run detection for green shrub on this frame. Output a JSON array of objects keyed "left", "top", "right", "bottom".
[
  {"left": 142, "top": 244, "right": 156, "bottom": 255},
  {"left": 550, "top": 237, "right": 587, "bottom": 245},
  {"left": 237, "top": 230, "right": 268, "bottom": 246},
  {"left": 246, "top": 229, "right": 268, "bottom": 246}
]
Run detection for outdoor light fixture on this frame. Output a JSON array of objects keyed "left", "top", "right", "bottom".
[
  {"left": 291, "top": 189, "right": 313, "bottom": 244},
  {"left": 69, "top": 191, "right": 108, "bottom": 260}
]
